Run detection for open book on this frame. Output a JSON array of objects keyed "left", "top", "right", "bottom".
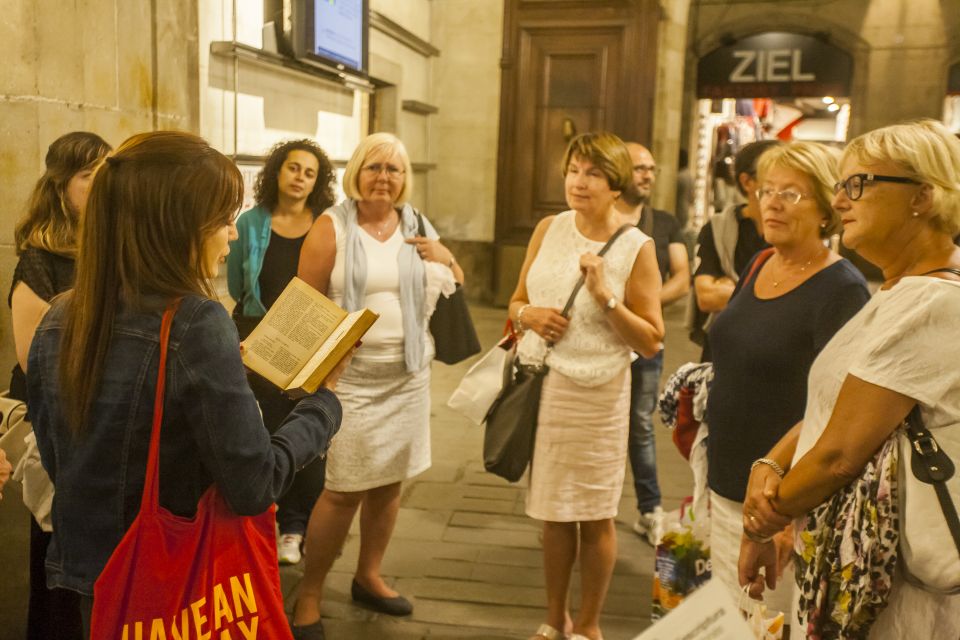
[{"left": 241, "top": 277, "right": 378, "bottom": 398}]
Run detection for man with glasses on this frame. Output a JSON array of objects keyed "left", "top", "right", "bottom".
[
  {"left": 615, "top": 143, "right": 690, "bottom": 545},
  {"left": 688, "top": 140, "right": 780, "bottom": 358}
]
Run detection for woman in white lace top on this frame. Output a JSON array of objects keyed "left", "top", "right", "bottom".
[{"left": 508, "top": 132, "right": 664, "bottom": 640}]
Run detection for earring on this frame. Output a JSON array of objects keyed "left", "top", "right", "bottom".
[
  {"left": 912, "top": 211, "right": 920, "bottom": 217},
  {"left": 820, "top": 221, "right": 828, "bottom": 228}
]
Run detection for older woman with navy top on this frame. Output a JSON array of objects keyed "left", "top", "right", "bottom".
[
  {"left": 705, "top": 141, "right": 870, "bottom": 628},
  {"left": 227, "top": 139, "right": 336, "bottom": 565}
]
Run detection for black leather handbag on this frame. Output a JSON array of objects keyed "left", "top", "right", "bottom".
[
  {"left": 416, "top": 213, "right": 482, "bottom": 365},
  {"left": 482, "top": 224, "right": 632, "bottom": 482}
]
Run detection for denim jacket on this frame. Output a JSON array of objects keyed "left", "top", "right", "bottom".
[{"left": 28, "top": 294, "right": 342, "bottom": 596}]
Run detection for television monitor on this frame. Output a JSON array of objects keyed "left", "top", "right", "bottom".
[{"left": 293, "top": 0, "right": 369, "bottom": 76}]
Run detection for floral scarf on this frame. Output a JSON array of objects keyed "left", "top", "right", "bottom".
[{"left": 794, "top": 433, "right": 899, "bottom": 639}]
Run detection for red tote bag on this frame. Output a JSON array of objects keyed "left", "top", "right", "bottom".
[{"left": 90, "top": 302, "right": 293, "bottom": 639}]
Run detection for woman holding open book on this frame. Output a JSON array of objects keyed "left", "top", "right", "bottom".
[
  {"left": 293, "top": 132, "right": 463, "bottom": 638},
  {"left": 25, "top": 132, "right": 347, "bottom": 638},
  {"left": 227, "top": 139, "right": 337, "bottom": 566}
]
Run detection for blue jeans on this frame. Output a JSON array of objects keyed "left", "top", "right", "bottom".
[{"left": 628, "top": 351, "right": 663, "bottom": 513}]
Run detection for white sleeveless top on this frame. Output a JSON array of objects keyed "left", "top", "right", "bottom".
[
  {"left": 517, "top": 210, "right": 649, "bottom": 387},
  {"left": 327, "top": 215, "right": 406, "bottom": 363}
]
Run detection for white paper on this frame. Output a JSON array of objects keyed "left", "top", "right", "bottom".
[{"left": 633, "top": 579, "right": 755, "bottom": 640}]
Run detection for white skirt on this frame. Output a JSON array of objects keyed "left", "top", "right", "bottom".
[
  {"left": 525, "top": 368, "right": 630, "bottom": 522},
  {"left": 324, "top": 358, "right": 431, "bottom": 492}
]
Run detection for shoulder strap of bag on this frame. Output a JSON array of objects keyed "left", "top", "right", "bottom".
[
  {"left": 140, "top": 299, "right": 181, "bottom": 514},
  {"left": 638, "top": 205, "right": 655, "bottom": 238},
  {"left": 415, "top": 210, "right": 426, "bottom": 238},
  {"left": 558, "top": 224, "right": 633, "bottom": 319},
  {"left": 742, "top": 248, "right": 775, "bottom": 288},
  {"left": 920, "top": 267, "right": 960, "bottom": 278},
  {"left": 905, "top": 406, "right": 960, "bottom": 557}
]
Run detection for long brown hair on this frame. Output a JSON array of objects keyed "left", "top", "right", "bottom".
[
  {"left": 60, "top": 131, "right": 243, "bottom": 434},
  {"left": 15, "top": 132, "right": 111, "bottom": 256}
]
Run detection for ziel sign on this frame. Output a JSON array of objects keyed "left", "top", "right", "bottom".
[{"left": 698, "top": 32, "right": 852, "bottom": 99}]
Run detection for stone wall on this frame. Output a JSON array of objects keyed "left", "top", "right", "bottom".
[{"left": 0, "top": 0, "right": 199, "bottom": 385}]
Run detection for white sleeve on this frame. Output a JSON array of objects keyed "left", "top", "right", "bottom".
[{"left": 848, "top": 281, "right": 960, "bottom": 407}]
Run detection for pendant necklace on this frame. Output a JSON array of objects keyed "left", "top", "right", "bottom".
[{"left": 771, "top": 251, "right": 822, "bottom": 287}]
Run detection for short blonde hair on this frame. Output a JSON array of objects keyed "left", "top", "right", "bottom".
[
  {"left": 561, "top": 131, "right": 633, "bottom": 193},
  {"left": 342, "top": 132, "right": 413, "bottom": 203},
  {"left": 842, "top": 119, "right": 960, "bottom": 235},
  {"left": 757, "top": 141, "right": 841, "bottom": 237}
]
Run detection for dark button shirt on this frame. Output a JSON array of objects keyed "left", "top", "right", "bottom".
[{"left": 694, "top": 205, "right": 768, "bottom": 280}]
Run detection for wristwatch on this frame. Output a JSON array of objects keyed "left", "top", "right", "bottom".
[{"left": 604, "top": 295, "right": 618, "bottom": 312}]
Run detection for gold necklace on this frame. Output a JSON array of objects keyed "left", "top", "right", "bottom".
[{"left": 771, "top": 250, "right": 823, "bottom": 287}]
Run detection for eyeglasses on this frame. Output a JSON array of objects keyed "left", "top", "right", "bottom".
[
  {"left": 633, "top": 164, "right": 660, "bottom": 176},
  {"left": 756, "top": 187, "right": 808, "bottom": 205},
  {"left": 362, "top": 163, "right": 405, "bottom": 179},
  {"left": 833, "top": 173, "right": 920, "bottom": 201}
]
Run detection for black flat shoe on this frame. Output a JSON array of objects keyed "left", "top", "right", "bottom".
[
  {"left": 350, "top": 579, "right": 413, "bottom": 616},
  {"left": 291, "top": 619, "right": 325, "bottom": 640}
]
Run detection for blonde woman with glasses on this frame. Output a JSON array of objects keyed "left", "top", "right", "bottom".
[
  {"left": 293, "top": 133, "right": 463, "bottom": 639},
  {"left": 703, "top": 142, "right": 870, "bottom": 630},
  {"left": 741, "top": 121, "right": 960, "bottom": 638}
]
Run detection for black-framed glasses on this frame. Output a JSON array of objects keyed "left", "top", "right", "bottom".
[
  {"left": 833, "top": 173, "right": 920, "bottom": 201},
  {"left": 756, "top": 187, "right": 808, "bottom": 205},
  {"left": 362, "top": 163, "right": 405, "bottom": 179}
]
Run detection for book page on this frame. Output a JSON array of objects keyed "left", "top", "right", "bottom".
[
  {"left": 242, "top": 278, "right": 347, "bottom": 387},
  {"left": 286, "top": 308, "right": 379, "bottom": 395}
]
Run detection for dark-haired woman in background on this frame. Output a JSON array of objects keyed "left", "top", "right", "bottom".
[
  {"left": 227, "top": 139, "right": 337, "bottom": 564},
  {"left": 7, "top": 131, "right": 111, "bottom": 640}
]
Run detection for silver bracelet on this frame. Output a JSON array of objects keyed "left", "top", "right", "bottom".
[
  {"left": 751, "top": 457, "right": 785, "bottom": 478},
  {"left": 516, "top": 304, "right": 531, "bottom": 332}
]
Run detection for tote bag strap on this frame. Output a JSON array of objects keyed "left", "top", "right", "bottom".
[{"left": 139, "top": 299, "right": 182, "bottom": 514}]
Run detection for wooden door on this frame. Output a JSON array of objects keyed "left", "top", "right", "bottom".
[{"left": 495, "top": 0, "right": 661, "bottom": 245}]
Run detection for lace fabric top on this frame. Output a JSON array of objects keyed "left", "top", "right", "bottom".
[{"left": 517, "top": 210, "right": 649, "bottom": 387}]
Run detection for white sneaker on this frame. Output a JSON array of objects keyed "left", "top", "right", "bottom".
[
  {"left": 633, "top": 506, "right": 664, "bottom": 546},
  {"left": 277, "top": 533, "right": 303, "bottom": 565}
]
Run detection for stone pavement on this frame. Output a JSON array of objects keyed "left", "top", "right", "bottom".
[
  {"left": 279, "top": 302, "right": 699, "bottom": 639},
  {"left": 0, "top": 302, "right": 699, "bottom": 639}
]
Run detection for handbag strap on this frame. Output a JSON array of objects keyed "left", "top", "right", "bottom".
[
  {"left": 140, "top": 299, "right": 181, "bottom": 514},
  {"left": 558, "top": 223, "right": 634, "bottom": 319},
  {"left": 920, "top": 267, "right": 960, "bottom": 278},
  {"left": 904, "top": 405, "right": 960, "bottom": 557},
  {"left": 743, "top": 247, "right": 775, "bottom": 289}
]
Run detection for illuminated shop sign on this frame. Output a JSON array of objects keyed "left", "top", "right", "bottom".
[{"left": 698, "top": 32, "right": 852, "bottom": 98}]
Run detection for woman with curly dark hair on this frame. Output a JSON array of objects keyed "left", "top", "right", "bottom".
[{"left": 227, "top": 138, "right": 336, "bottom": 564}]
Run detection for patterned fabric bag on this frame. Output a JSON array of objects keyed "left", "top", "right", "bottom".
[{"left": 794, "top": 434, "right": 899, "bottom": 639}]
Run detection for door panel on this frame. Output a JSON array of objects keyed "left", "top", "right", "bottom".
[{"left": 495, "top": 0, "right": 660, "bottom": 245}]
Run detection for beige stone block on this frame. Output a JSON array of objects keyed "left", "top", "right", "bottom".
[
  {"left": 0, "top": 1, "right": 38, "bottom": 95},
  {"left": 0, "top": 102, "right": 41, "bottom": 245},
  {"left": 155, "top": 0, "right": 199, "bottom": 130},
  {"left": 36, "top": 102, "right": 86, "bottom": 153},
  {"left": 371, "top": 0, "right": 432, "bottom": 43},
  {"left": 115, "top": 1, "right": 155, "bottom": 120},
  {"left": 36, "top": 0, "right": 84, "bottom": 103},
  {"left": 79, "top": 0, "right": 120, "bottom": 110}
]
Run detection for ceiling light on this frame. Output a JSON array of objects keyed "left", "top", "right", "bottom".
[
  {"left": 822, "top": 96, "right": 835, "bottom": 104},
  {"left": 827, "top": 103, "right": 840, "bottom": 112}
]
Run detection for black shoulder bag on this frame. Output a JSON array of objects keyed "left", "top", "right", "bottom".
[
  {"left": 416, "top": 212, "right": 482, "bottom": 364},
  {"left": 482, "top": 224, "right": 632, "bottom": 482}
]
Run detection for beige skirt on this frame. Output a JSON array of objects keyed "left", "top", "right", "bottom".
[{"left": 525, "top": 368, "right": 630, "bottom": 522}]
